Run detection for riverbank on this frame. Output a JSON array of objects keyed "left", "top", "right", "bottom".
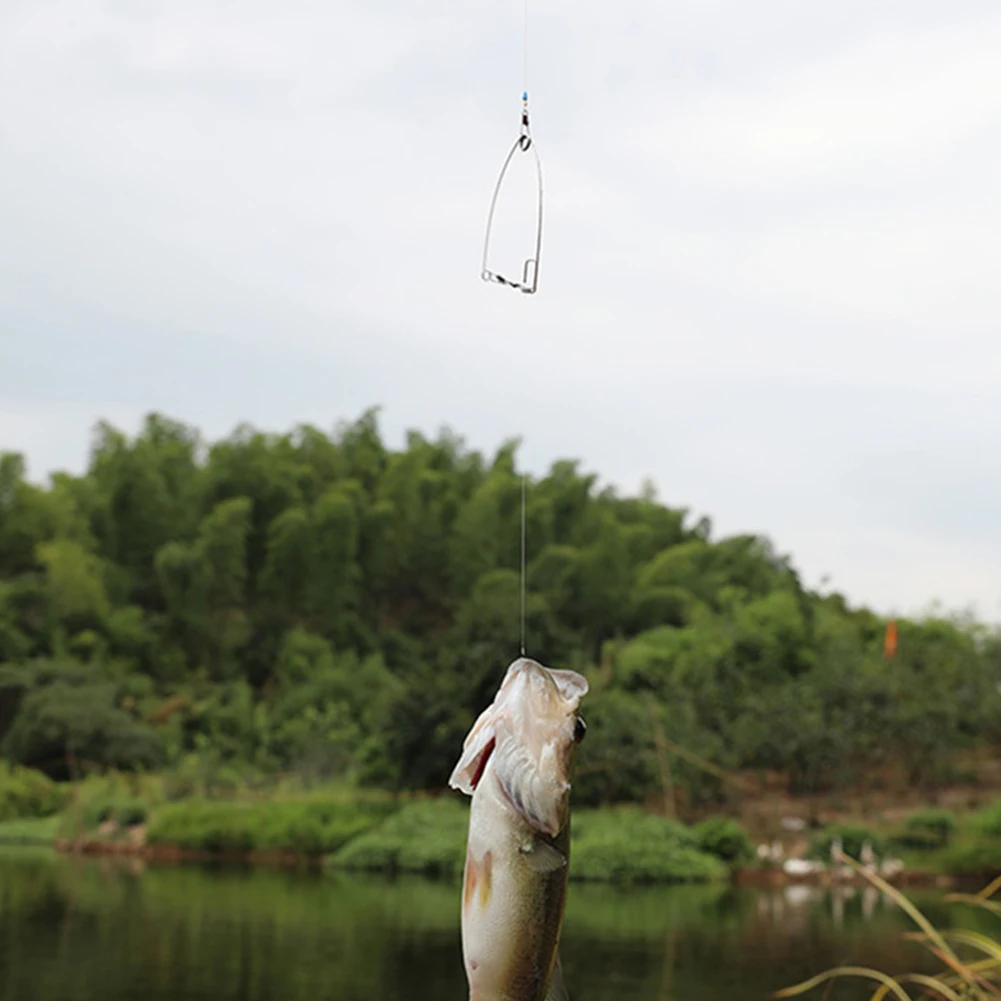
[
  {"left": 29, "top": 800, "right": 736, "bottom": 884},
  {"left": 7, "top": 763, "right": 1001, "bottom": 885},
  {"left": 0, "top": 801, "right": 993, "bottom": 889}
]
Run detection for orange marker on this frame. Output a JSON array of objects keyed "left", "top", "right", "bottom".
[{"left": 884, "top": 620, "right": 898, "bottom": 659}]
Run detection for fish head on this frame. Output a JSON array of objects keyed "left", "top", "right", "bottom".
[
  {"left": 449, "top": 657, "right": 589, "bottom": 837},
  {"left": 499, "top": 657, "right": 589, "bottom": 783}
]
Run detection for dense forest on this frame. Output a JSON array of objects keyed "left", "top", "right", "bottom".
[{"left": 1, "top": 410, "right": 999, "bottom": 810}]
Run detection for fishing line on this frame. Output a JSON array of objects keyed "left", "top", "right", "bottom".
[
  {"left": 520, "top": 472, "right": 527, "bottom": 656},
  {"left": 522, "top": 0, "right": 529, "bottom": 97}
]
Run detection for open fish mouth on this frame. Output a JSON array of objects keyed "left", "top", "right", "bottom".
[{"left": 450, "top": 657, "right": 588, "bottom": 835}]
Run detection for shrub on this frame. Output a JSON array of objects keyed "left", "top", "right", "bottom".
[
  {"left": 147, "top": 796, "right": 395, "bottom": 854},
  {"left": 331, "top": 797, "right": 469, "bottom": 876},
  {"left": 889, "top": 808, "right": 958, "bottom": 851},
  {"left": 570, "top": 807, "right": 727, "bottom": 884},
  {"left": 940, "top": 838, "right": 1001, "bottom": 877},
  {"left": 972, "top": 800, "right": 1001, "bottom": 839},
  {"left": 0, "top": 763, "right": 68, "bottom": 821},
  {"left": 808, "top": 823, "right": 884, "bottom": 862},
  {"left": 0, "top": 816, "right": 60, "bottom": 844},
  {"left": 116, "top": 800, "right": 149, "bottom": 827},
  {"left": 571, "top": 806, "right": 699, "bottom": 849},
  {"left": 693, "top": 816, "right": 754, "bottom": 865}
]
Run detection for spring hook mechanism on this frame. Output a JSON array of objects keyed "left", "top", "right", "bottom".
[{"left": 480, "top": 92, "right": 544, "bottom": 295}]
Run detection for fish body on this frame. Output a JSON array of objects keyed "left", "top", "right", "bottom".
[{"left": 449, "top": 657, "right": 588, "bottom": 1001}]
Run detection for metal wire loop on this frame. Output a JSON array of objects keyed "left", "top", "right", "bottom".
[{"left": 480, "top": 107, "right": 544, "bottom": 295}]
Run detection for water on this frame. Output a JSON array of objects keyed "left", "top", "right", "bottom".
[{"left": 0, "top": 848, "right": 987, "bottom": 1001}]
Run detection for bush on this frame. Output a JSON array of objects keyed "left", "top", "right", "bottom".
[
  {"left": 972, "top": 800, "right": 1001, "bottom": 839},
  {"left": 0, "top": 763, "right": 68, "bottom": 821},
  {"left": 571, "top": 806, "right": 698, "bottom": 848},
  {"left": 147, "top": 795, "right": 395, "bottom": 854},
  {"left": 940, "top": 838, "right": 1001, "bottom": 877},
  {"left": 570, "top": 807, "right": 727, "bottom": 884},
  {"left": 889, "top": 808, "right": 958, "bottom": 851},
  {"left": 331, "top": 801, "right": 730, "bottom": 884},
  {"left": 693, "top": 816, "right": 754, "bottom": 865},
  {"left": 116, "top": 800, "right": 149, "bottom": 827},
  {"left": 331, "top": 797, "right": 469, "bottom": 876},
  {"left": 0, "top": 816, "right": 60, "bottom": 844},
  {"left": 888, "top": 828, "right": 941, "bottom": 853},
  {"left": 808, "top": 823, "right": 884, "bottom": 862}
]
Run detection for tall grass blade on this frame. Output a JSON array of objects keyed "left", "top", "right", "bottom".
[
  {"left": 773, "top": 966, "right": 913, "bottom": 1000},
  {"left": 943, "top": 893, "right": 1001, "bottom": 918}
]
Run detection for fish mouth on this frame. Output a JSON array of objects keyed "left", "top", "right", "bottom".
[{"left": 449, "top": 656, "right": 588, "bottom": 801}]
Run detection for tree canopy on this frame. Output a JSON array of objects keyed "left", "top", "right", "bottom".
[{"left": 1, "top": 410, "right": 999, "bottom": 808}]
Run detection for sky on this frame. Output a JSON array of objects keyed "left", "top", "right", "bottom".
[{"left": 2, "top": 0, "right": 1001, "bottom": 622}]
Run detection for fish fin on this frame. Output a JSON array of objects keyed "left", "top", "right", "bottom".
[
  {"left": 448, "top": 710, "right": 496, "bottom": 795},
  {"left": 518, "top": 837, "right": 567, "bottom": 874},
  {"left": 545, "top": 953, "right": 569, "bottom": 1001},
  {"left": 448, "top": 662, "right": 523, "bottom": 794}
]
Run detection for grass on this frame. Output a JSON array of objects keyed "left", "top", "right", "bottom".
[
  {"left": 0, "top": 815, "right": 60, "bottom": 845},
  {"left": 146, "top": 793, "right": 397, "bottom": 855}
]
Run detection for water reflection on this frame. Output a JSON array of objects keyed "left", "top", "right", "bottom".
[
  {"left": 753, "top": 883, "right": 884, "bottom": 931},
  {"left": 0, "top": 850, "right": 988, "bottom": 1001}
]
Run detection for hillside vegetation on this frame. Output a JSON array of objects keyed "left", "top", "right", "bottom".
[{"left": 1, "top": 410, "right": 999, "bottom": 811}]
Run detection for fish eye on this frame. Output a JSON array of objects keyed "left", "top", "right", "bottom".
[{"left": 573, "top": 716, "right": 587, "bottom": 743}]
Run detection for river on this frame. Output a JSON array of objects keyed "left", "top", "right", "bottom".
[{"left": 0, "top": 848, "right": 984, "bottom": 1000}]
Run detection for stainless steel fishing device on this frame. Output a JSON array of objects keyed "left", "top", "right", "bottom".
[{"left": 480, "top": 1, "right": 543, "bottom": 295}]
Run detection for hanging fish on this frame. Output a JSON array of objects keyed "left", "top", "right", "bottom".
[{"left": 449, "top": 657, "right": 589, "bottom": 1001}]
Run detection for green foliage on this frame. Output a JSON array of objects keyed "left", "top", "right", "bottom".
[
  {"left": 971, "top": 799, "right": 1001, "bottom": 838},
  {"left": 0, "top": 815, "right": 60, "bottom": 844},
  {"left": 330, "top": 797, "right": 470, "bottom": 876},
  {"left": 572, "top": 690, "right": 661, "bottom": 806},
  {"left": 693, "top": 816, "right": 755, "bottom": 864},
  {"left": 0, "top": 762, "right": 68, "bottom": 821},
  {"left": 808, "top": 823, "right": 885, "bottom": 862},
  {"left": 330, "top": 801, "right": 732, "bottom": 884},
  {"left": 570, "top": 807, "right": 728, "bottom": 884},
  {"left": 894, "top": 808, "right": 959, "bottom": 851},
  {"left": 53, "top": 770, "right": 170, "bottom": 838},
  {"left": 0, "top": 661, "right": 165, "bottom": 776},
  {"left": 2, "top": 409, "right": 1001, "bottom": 806},
  {"left": 98, "top": 799, "right": 148, "bottom": 828},
  {"left": 146, "top": 795, "right": 395, "bottom": 854},
  {"left": 939, "top": 837, "right": 1001, "bottom": 876}
]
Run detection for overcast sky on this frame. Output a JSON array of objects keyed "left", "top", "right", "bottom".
[{"left": 2, "top": 0, "right": 1000, "bottom": 622}]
